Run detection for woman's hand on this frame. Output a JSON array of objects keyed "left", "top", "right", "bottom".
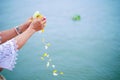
[
  {"left": 19, "top": 17, "right": 33, "bottom": 32},
  {"left": 29, "top": 17, "right": 46, "bottom": 32},
  {"left": 15, "top": 17, "right": 46, "bottom": 49}
]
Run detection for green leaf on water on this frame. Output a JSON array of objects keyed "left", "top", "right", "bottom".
[{"left": 72, "top": 15, "right": 81, "bottom": 21}]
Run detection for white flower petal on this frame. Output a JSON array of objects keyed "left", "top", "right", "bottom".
[
  {"left": 45, "top": 46, "right": 48, "bottom": 49},
  {"left": 46, "top": 62, "right": 50, "bottom": 67},
  {"left": 52, "top": 65, "right": 55, "bottom": 68},
  {"left": 53, "top": 72, "right": 58, "bottom": 76}
]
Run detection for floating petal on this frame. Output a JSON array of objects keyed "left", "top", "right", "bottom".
[
  {"left": 41, "top": 57, "right": 44, "bottom": 60},
  {"left": 41, "top": 29, "right": 44, "bottom": 33},
  {"left": 45, "top": 46, "right": 48, "bottom": 49},
  {"left": 53, "top": 70, "right": 58, "bottom": 76},
  {"left": 53, "top": 72, "right": 58, "bottom": 76},
  {"left": 46, "top": 43, "right": 51, "bottom": 47},
  {"left": 43, "top": 53, "right": 48, "bottom": 57},
  {"left": 52, "top": 65, "right": 55, "bottom": 68},
  {"left": 53, "top": 70, "right": 57, "bottom": 73},
  {"left": 60, "top": 72, "right": 64, "bottom": 75},
  {"left": 46, "top": 62, "right": 50, "bottom": 67}
]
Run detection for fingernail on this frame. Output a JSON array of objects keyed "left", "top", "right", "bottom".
[{"left": 43, "top": 17, "right": 46, "bottom": 20}]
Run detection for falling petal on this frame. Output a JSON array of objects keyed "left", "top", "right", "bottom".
[
  {"left": 60, "top": 72, "right": 64, "bottom": 75},
  {"left": 52, "top": 65, "right": 55, "bottom": 68},
  {"left": 53, "top": 70, "right": 58, "bottom": 76},
  {"left": 41, "top": 29, "right": 44, "bottom": 33},
  {"left": 46, "top": 62, "right": 50, "bottom": 67},
  {"left": 43, "top": 53, "right": 48, "bottom": 57},
  {"left": 41, "top": 57, "right": 44, "bottom": 60},
  {"left": 45, "top": 46, "right": 48, "bottom": 49},
  {"left": 53, "top": 72, "right": 58, "bottom": 76},
  {"left": 46, "top": 43, "right": 51, "bottom": 47},
  {"left": 53, "top": 70, "right": 57, "bottom": 73}
]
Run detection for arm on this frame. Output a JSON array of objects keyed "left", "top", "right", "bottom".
[
  {"left": 0, "top": 17, "right": 46, "bottom": 71},
  {"left": 0, "top": 19, "right": 31, "bottom": 44},
  {"left": 15, "top": 27, "right": 35, "bottom": 49},
  {"left": 15, "top": 18, "right": 46, "bottom": 50}
]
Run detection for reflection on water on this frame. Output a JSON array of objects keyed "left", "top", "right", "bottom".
[{"left": 0, "top": 0, "right": 120, "bottom": 80}]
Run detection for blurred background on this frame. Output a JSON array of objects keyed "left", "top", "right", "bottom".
[{"left": 0, "top": 0, "right": 120, "bottom": 80}]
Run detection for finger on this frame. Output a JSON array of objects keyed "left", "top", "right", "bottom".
[
  {"left": 42, "top": 20, "right": 46, "bottom": 24},
  {"left": 41, "top": 17, "right": 46, "bottom": 21},
  {"left": 28, "top": 17, "right": 33, "bottom": 22}
]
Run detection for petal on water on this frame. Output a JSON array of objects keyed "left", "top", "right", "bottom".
[
  {"left": 41, "top": 29, "right": 44, "bottom": 33},
  {"left": 45, "top": 46, "right": 48, "bottom": 49},
  {"left": 53, "top": 72, "right": 58, "bottom": 76},
  {"left": 52, "top": 65, "right": 55, "bottom": 68},
  {"left": 46, "top": 62, "right": 50, "bottom": 67},
  {"left": 46, "top": 43, "right": 51, "bottom": 47},
  {"left": 60, "top": 72, "right": 64, "bottom": 75},
  {"left": 53, "top": 70, "right": 57, "bottom": 73},
  {"left": 43, "top": 53, "right": 48, "bottom": 57},
  {"left": 41, "top": 57, "right": 44, "bottom": 60}
]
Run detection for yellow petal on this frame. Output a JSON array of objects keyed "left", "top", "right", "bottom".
[
  {"left": 60, "top": 72, "right": 64, "bottom": 75},
  {"left": 46, "top": 43, "right": 51, "bottom": 47},
  {"left": 41, "top": 29, "right": 44, "bottom": 33},
  {"left": 43, "top": 53, "right": 48, "bottom": 57},
  {"left": 45, "top": 45, "right": 48, "bottom": 49},
  {"left": 33, "top": 11, "right": 43, "bottom": 19},
  {"left": 46, "top": 62, "right": 50, "bottom": 67},
  {"left": 53, "top": 70, "right": 57, "bottom": 73},
  {"left": 52, "top": 65, "right": 55, "bottom": 68},
  {"left": 53, "top": 72, "right": 58, "bottom": 76}
]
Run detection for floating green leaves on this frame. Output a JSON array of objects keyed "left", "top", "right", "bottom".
[{"left": 72, "top": 15, "right": 81, "bottom": 21}]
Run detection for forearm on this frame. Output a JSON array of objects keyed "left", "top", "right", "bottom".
[
  {"left": 15, "top": 27, "right": 36, "bottom": 49},
  {"left": 0, "top": 28, "right": 17, "bottom": 43},
  {"left": 0, "top": 23, "right": 30, "bottom": 44}
]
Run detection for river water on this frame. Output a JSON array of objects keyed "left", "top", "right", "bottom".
[{"left": 0, "top": 0, "right": 120, "bottom": 80}]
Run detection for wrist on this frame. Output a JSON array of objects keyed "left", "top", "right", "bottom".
[
  {"left": 19, "top": 21, "right": 31, "bottom": 32},
  {"left": 14, "top": 26, "right": 22, "bottom": 35},
  {"left": 27, "top": 27, "right": 36, "bottom": 34}
]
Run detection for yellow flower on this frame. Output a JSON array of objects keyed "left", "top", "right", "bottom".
[{"left": 33, "top": 11, "right": 43, "bottom": 18}]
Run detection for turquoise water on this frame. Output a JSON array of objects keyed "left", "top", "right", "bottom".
[{"left": 0, "top": 0, "right": 120, "bottom": 80}]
